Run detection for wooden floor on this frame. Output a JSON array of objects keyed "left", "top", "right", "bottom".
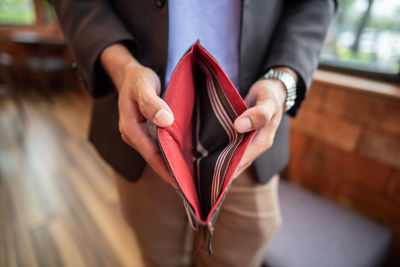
[{"left": 0, "top": 87, "right": 145, "bottom": 267}]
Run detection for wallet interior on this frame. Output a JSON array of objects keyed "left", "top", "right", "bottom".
[{"left": 157, "top": 42, "right": 255, "bottom": 225}]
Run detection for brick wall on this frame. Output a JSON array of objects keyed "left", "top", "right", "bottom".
[{"left": 288, "top": 71, "right": 400, "bottom": 254}]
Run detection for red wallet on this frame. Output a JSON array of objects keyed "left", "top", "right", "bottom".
[{"left": 156, "top": 42, "right": 256, "bottom": 253}]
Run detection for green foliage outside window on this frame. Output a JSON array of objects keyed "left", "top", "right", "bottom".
[
  {"left": 0, "top": 0, "right": 36, "bottom": 25},
  {"left": 322, "top": 0, "right": 400, "bottom": 76}
]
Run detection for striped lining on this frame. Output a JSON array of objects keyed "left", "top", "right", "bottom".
[{"left": 196, "top": 58, "right": 244, "bottom": 210}]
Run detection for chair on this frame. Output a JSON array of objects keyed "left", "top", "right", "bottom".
[{"left": 263, "top": 180, "right": 393, "bottom": 267}]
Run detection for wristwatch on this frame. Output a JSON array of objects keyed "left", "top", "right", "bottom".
[{"left": 262, "top": 69, "right": 297, "bottom": 112}]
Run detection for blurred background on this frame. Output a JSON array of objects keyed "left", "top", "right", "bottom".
[{"left": 0, "top": 0, "right": 399, "bottom": 266}]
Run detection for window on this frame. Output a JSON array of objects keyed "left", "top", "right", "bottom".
[
  {"left": 0, "top": 0, "right": 36, "bottom": 25},
  {"left": 321, "top": 0, "right": 400, "bottom": 81}
]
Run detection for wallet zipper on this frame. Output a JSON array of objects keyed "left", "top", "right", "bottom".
[{"left": 156, "top": 128, "right": 230, "bottom": 255}]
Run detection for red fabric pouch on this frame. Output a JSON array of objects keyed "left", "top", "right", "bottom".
[{"left": 156, "top": 42, "right": 256, "bottom": 253}]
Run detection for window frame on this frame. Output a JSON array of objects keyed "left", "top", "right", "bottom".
[{"left": 319, "top": 60, "right": 400, "bottom": 84}]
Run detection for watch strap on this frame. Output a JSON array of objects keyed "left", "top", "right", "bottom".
[{"left": 262, "top": 69, "right": 297, "bottom": 112}]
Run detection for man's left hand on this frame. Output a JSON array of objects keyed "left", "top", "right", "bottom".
[{"left": 233, "top": 76, "right": 290, "bottom": 178}]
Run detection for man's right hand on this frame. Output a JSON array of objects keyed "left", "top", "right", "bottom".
[{"left": 100, "top": 43, "right": 175, "bottom": 187}]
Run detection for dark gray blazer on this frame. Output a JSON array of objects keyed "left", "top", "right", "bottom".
[{"left": 52, "top": 0, "right": 336, "bottom": 184}]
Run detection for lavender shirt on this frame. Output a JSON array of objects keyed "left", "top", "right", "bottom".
[{"left": 165, "top": 0, "right": 242, "bottom": 90}]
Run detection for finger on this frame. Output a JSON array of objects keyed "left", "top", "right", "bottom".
[
  {"left": 119, "top": 84, "right": 175, "bottom": 187},
  {"left": 233, "top": 160, "right": 252, "bottom": 179},
  {"left": 145, "top": 146, "right": 177, "bottom": 189},
  {"left": 233, "top": 126, "right": 276, "bottom": 178},
  {"left": 121, "top": 119, "right": 176, "bottom": 188},
  {"left": 119, "top": 96, "right": 159, "bottom": 157},
  {"left": 133, "top": 123, "right": 176, "bottom": 188},
  {"left": 133, "top": 80, "right": 174, "bottom": 128},
  {"left": 234, "top": 97, "right": 277, "bottom": 133},
  {"left": 232, "top": 144, "right": 257, "bottom": 178}
]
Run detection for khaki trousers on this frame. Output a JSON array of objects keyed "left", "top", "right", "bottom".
[{"left": 114, "top": 165, "right": 281, "bottom": 267}]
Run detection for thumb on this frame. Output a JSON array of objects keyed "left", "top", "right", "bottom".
[
  {"left": 234, "top": 97, "right": 276, "bottom": 133},
  {"left": 136, "top": 84, "right": 174, "bottom": 127}
]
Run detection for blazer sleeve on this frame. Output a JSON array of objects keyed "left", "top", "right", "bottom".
[
  {"left": 263, "top": 0, "right": 337, "bottom": 116},
  {"left": 51, "top": 0, "right": 136, "bottom": 97}
]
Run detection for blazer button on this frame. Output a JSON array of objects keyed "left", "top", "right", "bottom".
[{"left": 155, "top": 0, "right": 166, "bottom": 8}]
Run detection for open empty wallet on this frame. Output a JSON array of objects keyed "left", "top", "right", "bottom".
[{"left": 156, "top": 42, "right": 257, "bottom": 253}]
